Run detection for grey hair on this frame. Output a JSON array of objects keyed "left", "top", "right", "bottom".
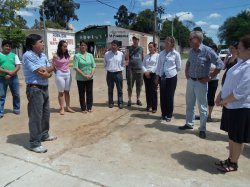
[{"left": 190, "top": 31, "right": 204, "bottom": 42}]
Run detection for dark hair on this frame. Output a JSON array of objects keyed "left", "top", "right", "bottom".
[
  {"left": 25, "top": 34, "right": 42, "bottom": 50},
  {"left": 239, "top": 35, "right": 250, "bottom": 49},
  {"left": 208, "top": 43, "right": 218, "bottom": 53},
  {"left": 148, "top": 42, "right": 157, "bottom": 48},
  {"left": 111, "top": 40, "right": 120, "bottom": 46},
  {"left": 79, "top": 40, "right": 88, "bottom": 46},
  {"left": 57, "top": 40, "right": 70, "bottom": 59},
  {"left": 1, "top": 40, "right": 12, "bottom": 47},
  {"left": 229, "top": 41, "right": 239, "bottom": 49}
]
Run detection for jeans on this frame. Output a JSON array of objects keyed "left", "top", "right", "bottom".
[
  {"left": 186, "top": 79, "right": 208, "bottom": 132},
  {"left": 160, "top": 75, "right": 177, "bottom": 118},
  {"left": 26, "top": 86, "right": 50, "bottom": 148},
  {"left": 0, "top": 75, "right": 20, "bottom": 117},
  {"left": 106, "top": 71, "right": 123, "bottom": 105},
  {"left": 77, "top": 80, "right": 93, "bottom": 111},
  {"left": 143, "top": 73, "right": 157, "bottom": 110}
]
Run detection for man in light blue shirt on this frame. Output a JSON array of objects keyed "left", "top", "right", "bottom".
[
  {"left": 104, "top": 40, "right": 125, "bottom": 109},
  {"left": 22, "top": 34, "right": 56, "bottom": 153},
  {"left": 179, "top": 31, "right": 224, "bottom": 139}
]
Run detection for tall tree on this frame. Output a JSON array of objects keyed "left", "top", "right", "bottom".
[
  {"left": 160, "top": 18, "right": 190, "bottom": 48},
  {"left": 0, "top": 0, "right": 28, "bottom": 48},
  {"left": 218, "top": 10, "right": 250, "bottom": 44},
  {"left": 40, "top": 0, "right": 80, "bottom": 29},
  {"left": 131, "top": 9, "right": 154, "bottom": 33},
  {"left": 114, "top": 5, "right": 136, "bottom": 28}
]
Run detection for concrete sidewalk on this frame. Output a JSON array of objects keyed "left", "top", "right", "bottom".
[{"left": 0, "top": 67, "right": 249, "bottom": 187}]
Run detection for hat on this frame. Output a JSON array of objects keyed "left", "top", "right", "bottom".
[{"left": 132, "top": 36, "right": 139, "bottom": 40}]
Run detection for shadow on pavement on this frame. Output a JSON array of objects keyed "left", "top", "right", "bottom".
[
  {"left": 50, "top": 107, "right": 81, "bottom": 113},
  {"left": 130, "top": 113, "right": 160, "bottom": 120},
  {"left": 171, "top": 151, "right": 224, "bottom": 175},
  {"left": 242, "top": 144, "right": 250, "bottom": 159},
  {"left": 144, "top": 120, "right": 228, "bottom": 142},
  {"left": 7, "top": 133, "right": 30, "bottom": 150}
]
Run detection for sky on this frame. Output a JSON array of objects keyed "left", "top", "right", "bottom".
[{"left": 17, "top": 0, "right": 250, "bottom": 44}]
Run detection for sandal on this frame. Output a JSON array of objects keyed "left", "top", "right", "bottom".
[
  {"left": 215, "top": 158, "right": 231, "bottom": 166},
  {"left": 217, "top": 160, "right": 238, "bottom": 172}
]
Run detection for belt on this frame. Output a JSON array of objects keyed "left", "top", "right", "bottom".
[
  {"left": 27, "top": 84, "right": 48, "bottom": 89},
  {"left": 108, "top": 71, "right": 122, "bottom": 74},
  {"left": 190, "top": 77, "right": 205, "bottom": 81}
]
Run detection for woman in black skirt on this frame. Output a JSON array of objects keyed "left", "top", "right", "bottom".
[{"left": 215, "top": 35, "right": 250, "bottom": 172}]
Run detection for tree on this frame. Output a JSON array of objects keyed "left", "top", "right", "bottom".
[
  {"left": 131, "top": 9, "right": 154, "bottom": 33},
  {"left": 31, "top": 19, "right": 63, "bottom": 29},
  {"left": 0, "top": 0, "right": 28, "bottom": 48},
  {"left": 160, "top": 18, "right": 190, "bottom": 48},
  {"left": 218, "top": 10, "right": 250, "bottom": 44},
  {"left": 40, "top": 0, "right": 80, "bottom": 29},
  {"left": 114, "top": 5, "right": 136, "bottom": 28}
]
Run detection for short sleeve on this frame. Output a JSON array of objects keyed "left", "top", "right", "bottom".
[
  {"left": 90, "top": 54, "right": 96, "bottom": 68},
  {"left": 73, "top": 54, "right": 79, "bottom": 69},
  {"left": 15, "top": 55, "right": 21, "bottom": 65},
  {"left": 23, "top": 53, "right": 42, "bottom": 72}
]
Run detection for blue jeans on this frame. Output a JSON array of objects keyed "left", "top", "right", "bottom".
[
  {"left": 0, "top": 75, "right": 20, "bottom": 117},
  {"left": 185, "top": 79, "right": 208, "bottom": 132}
]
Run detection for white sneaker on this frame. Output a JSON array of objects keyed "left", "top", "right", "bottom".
[{"left": 30, "top": 146, "right": 47, "bottom": 153}]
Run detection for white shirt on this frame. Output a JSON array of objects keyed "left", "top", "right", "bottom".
[
  {"left": 104, "top": 50, "right": 125, "bottom": 72},
  {"left": 221, "top": 59, "right": 250, "bottom": 109},
  {"left": 0, "top": 52, "right": 21, "bottom": 65},
  {"left": 142, "top": 52, "right": 159, "bottom": 73},
  {"left": 156, "top": 49, "right": 181, "bottom": 78}
]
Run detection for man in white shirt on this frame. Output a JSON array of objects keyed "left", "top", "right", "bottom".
[
  {"left": 104, "top": 40, "right": 125, "bottom": 109},
  {"left": 0, "top": 40, "right": 21, "bottom": 118}
]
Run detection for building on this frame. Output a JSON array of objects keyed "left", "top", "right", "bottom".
[
  {"left": 24, "top": 28, "right": 75, "bottom": 60},
  {"left": 75, "top": 25, "right": 159, "bottom": 58}
]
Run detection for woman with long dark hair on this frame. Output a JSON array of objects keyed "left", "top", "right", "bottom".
[{"left": 53, "top": 40, "right": 75, "bottom": 115}]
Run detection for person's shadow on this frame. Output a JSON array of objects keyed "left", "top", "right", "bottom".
[
  {"left": 7, "top": 133, "right": 30, "bottom": 150},
  {"left": 171, "top": 151, "right": 224, "bottom": 175}
]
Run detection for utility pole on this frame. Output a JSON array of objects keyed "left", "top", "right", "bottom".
[
  {"left": 42, "top": 5, "right": 47, "bottom": 56},
  {"left": 153, "top": 0, "right": 157, "bottom": 43}
]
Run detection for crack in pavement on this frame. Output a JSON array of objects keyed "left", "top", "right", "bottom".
[{"left": 0, "top": 152, "right": 108, "bottom": 187}]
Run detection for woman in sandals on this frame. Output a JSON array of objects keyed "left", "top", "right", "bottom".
[
  {"left": 53, "top": 40, "right": 75, "bottom": 115},
  {"left": 73, "top": 40, "right": 96, "bottom": 113},
  {"left": 215, "top": 35, "right": 250, "bottom": 172}
]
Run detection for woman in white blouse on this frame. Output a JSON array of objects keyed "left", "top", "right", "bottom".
[
  {"left": 142, "top": 42, "right": 159, "bottom": 113},
  {"left": 155, "top": 37, "right": 181, "bottom": 122}
]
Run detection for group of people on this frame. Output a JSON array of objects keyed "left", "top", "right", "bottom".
[{"left": 0, "top": 31, "right": 249, "bottom": 173}]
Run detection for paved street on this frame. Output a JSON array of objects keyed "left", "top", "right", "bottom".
[{"left": 0, "top": 64, "right": 249, "bottom": 187}]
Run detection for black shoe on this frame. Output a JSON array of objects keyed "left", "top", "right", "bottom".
[
  {"left": 137, "top": 100, "right": 142, "bottom": 106},
  {"left": 152, "top": 109, "right": 157, "bottom": 113},
  {"left": 109, "top": 104, "right": 114, "bottom": 108},
  {"left": 118, "top": 104, "right": 123, "bottom": 109},
  {"left": 179, "top": 124, "right": 193, "bottom": 130},
  {"left": 195, "top": 116, "right": 200, "bottom": 120},
  {"left": 199, "top": 131, "right": 206, "bottom": 139},
  {"left": 127, "top": 100, "right": 131, "bottom": 107},
  {"left": 146, "top": 107, "right": 151, "bottom": 112}
]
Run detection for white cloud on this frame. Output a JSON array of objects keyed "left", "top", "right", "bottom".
[
  {"left": 162, "top": 12, "right": 193, "bottom": 21},
  {"left": 16, "top": 10, "right": 34, "bottom": 17},
  {"left": 195, "top": 20, "right": 208, "bottom": 26},
  {"left": 209, "top": 24, "right": 220, "bottom": 30},
  {"left": 176, "top": 12, "right": 193, "bottom": 21},
  {"left": 208, "top": 13, "right": 221, "bottom": 19},
  {"left": 27, "top": 0, "right": 43, "bottom": 8},
  {"left": 139, "top": 0, "right": 173, "bottom": 6},
  {"left": 105, "top": 21, "right": 111, "bottom": 24}
]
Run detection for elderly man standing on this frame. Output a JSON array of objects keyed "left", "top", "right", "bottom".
[
  {"left": 125, "top": 36, "right": 144, "bottom": 107},
  {"left": 104, "top": 40, "right": 125, "bottom": 109},
  {"left": 179, "top": 31, "right": 224, "bottom": 139}
]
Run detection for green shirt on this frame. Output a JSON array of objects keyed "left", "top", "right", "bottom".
[
  {"left": 73, "top": 52, "right": 96, "bottom": 81},
  {"left": 0, "top": 52, "right": 16, "bottom": 76}
]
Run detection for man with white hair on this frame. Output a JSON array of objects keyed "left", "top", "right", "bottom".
[{"left": 179, "top": 31, "right": 224, "bottom": 139}]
